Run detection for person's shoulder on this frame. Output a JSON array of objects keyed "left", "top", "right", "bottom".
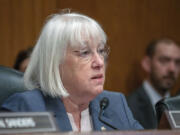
[
  {"left": 17, "top": 89, "right": 42, "bottom": 97},
  {"left": 98, "top": 90, "right": 125, "bottom": 102},
  {"left": 126, "top": 84, "right": 149, "bottom": 108},
  {"left": 127, "top": 85, "right": 144, "bottom": 100},
  {"left": 7, "top": 89, "right": 43, "bottom": 101},
  {"left": 102, "top": 90, "right": 124, "bottom": 96},
  {"left": 1, "top": 89, "right": 45, "bottom": 111}
]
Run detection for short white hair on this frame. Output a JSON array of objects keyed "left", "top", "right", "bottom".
[{"left": 24, "top": 12, "right": 107, "bottom": 98}]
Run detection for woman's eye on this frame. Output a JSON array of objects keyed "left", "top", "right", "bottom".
[
  {"left": 80, "top": 50, "right": 90, "bottom": 57},
  {"left": 100, "top": 49, "right": 105, "bottom": 53},
  {"left": 98, "top": 48, "right": 106, "bottom": 55}
]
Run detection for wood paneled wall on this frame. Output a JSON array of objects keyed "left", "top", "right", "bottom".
[{"left": 0, "top": 0, "right": 180, "bottom": 95}]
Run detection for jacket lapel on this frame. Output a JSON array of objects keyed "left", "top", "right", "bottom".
[
  {"left": 44, "top": 96, "right": 72, "bottom": 132},
  {"left": 89, "top": 98, "right": 127, "bottom": 131}
]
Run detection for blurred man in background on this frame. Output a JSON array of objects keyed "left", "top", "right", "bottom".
[{"left": 127, "top": 38, "right": 180, "bottom": 129}]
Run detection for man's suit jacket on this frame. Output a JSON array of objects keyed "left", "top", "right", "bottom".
[
  {"left": 1, "top": 89, "right": 143, "bottom": 131},
  {"left": 126, "top": 86, "right": 157, "bottom": 129}
]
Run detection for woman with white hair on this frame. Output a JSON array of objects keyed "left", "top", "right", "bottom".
[{"left": 1, "top": 11, "right": 143, "bottom": 132}]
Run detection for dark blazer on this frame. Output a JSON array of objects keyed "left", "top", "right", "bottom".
[
  {"left": 1, "top": 89, "right": 143, "bottom": 132},
  {"left": 126, "top": 85, "right": 157, "bottom": 129}
]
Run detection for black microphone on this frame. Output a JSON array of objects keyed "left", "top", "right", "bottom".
[
  {"left": 98, "top": 97, "right": 117, "bottom": 130},
  {"left": 100, "top": 97, "right": 109, "bottom": 111}
]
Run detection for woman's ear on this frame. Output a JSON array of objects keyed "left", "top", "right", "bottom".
[{"left": 141, "top": 56, "right": 151, "bottom": 73}]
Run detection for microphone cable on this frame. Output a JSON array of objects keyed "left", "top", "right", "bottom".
[{"left": 98, "top": 97, "right": 118, "bottom": 130}]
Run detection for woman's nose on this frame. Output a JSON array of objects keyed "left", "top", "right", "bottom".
[{"left": 91, "top": 52, "right": 104, "bottom": 69}]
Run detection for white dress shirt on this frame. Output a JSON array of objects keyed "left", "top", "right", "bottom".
[{"left": 67, "top": 108, "right": 93, "bottom": 132}]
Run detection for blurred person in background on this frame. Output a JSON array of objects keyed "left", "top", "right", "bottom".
[
  {"left": 13, "top": 47, "right": 33, "bottom": 72},
  {"left": 127, "top": 38, "right": 180, "bottom": 129}
]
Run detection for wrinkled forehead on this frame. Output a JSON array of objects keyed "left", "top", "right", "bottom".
[{"left": 155, "top": 43, "right": 180, "bottom": 58}]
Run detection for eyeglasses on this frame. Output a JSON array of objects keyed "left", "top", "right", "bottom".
[{"left": 73, "top": 45, "right": 110, "bottom": 62}]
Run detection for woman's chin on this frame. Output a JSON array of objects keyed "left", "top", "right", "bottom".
[{"left": 91, "top": 87, "right": 103, "bottom": 97}]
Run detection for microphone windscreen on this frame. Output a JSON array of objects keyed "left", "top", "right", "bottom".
[{"left": 100, "top": 97, "right": 109, "bottom": 110}]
